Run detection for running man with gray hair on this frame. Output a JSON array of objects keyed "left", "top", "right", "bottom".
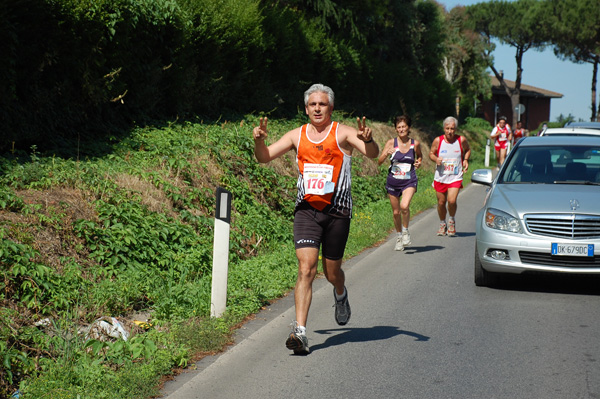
[
  {"left": 429, "top": 116, "right": 471, "bottom": 237},
  {"left": 252, "top": 83, "right": 379, "bottom": 355}
]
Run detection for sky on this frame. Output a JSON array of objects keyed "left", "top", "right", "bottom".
[{"left": 437, "top": 0, "right": 594, "bottom": 122}]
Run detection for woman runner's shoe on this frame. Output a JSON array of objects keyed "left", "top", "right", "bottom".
[
  {"left": 394, "top": 235, "right": 404, "bottom": 251},
  {"left": 402, "top": 230, "right": 411, "bottom": 246}
]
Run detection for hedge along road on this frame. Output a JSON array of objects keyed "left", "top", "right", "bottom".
[{"left": 161, "top": 182, "right": 600, "bottom": 399}]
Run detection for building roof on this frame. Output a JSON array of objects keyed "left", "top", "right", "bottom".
[{"left": 491, "top": 76, "right": 563, "bottom": 98}]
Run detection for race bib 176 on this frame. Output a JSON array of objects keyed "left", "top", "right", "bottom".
[{"left": 303, "top": 163, "right": 335, "bottom": 195}]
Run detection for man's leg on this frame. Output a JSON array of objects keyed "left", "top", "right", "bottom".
[
  {"left": 436, "top": 189, "right": 448, "bottom": 235},
  {"left": 294, "top": 247, "right": 320, "bottom": 327},
  {"left": 322, "top": 257, "right": 344, "bottom": 295},
  {"left": 320, "top": 216, "right": 351, "bottom": 325},
  {"left": 446, "top": 186, "right": 461, "bottom": 218},
  {"left": 446, "top": 186, "right": 461, "bottom": 236},
  {"left": 323, "top": 257, "right": 351, "bottom": 325},
  {"left": 499, "top": 148, "right": 507, "bottom": 166},
  {"left": 436, "top": 190, "right": 448, "bottom": 220},
  {"left": 286, "top": 247, "right": 318, "bottom": 355}
]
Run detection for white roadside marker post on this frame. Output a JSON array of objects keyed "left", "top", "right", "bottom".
[
  {"left": 485, "top": 138, "right": 490, "bottom": 167},
  {"left": 211, "top": 187, "right": 232, "bottom": 318}
]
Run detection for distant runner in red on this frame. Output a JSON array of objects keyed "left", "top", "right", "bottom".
[
  {"left": 512, "top": 121, "right": 528, "bottom": 145},
  {"left": 490, "top": 116, "right": 512, "bottom": 168},
  {"left": 252, "top": 83, "right": 379, "bottom": 355}
]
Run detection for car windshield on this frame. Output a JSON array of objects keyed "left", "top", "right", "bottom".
[{"left": 500, "top": 145, "right": 600, "bottom": 184}]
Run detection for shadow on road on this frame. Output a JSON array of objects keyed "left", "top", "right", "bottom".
[
  {"left": 452, "top": 231, "right": 476, "bottom": 238},
  {"left": 489, "top": 273, "right": 600, "bottom": 296},
  {"left": 402, "top": 245, "right": 444, "bottom": 254},
  {"left": 308, "top": 326, "right": 429, "bottom": 353}
]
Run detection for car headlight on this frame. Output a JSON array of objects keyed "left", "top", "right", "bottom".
[{"left": 484, "top": 208, "right": 523, "bottom": 233}]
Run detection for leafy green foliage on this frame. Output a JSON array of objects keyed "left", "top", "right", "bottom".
[
  {"left": 1, "top": 237, "right": 53, "bottom": 311},
  {"left": 466, "top": 0, "right": 550, "bottom": 128},
  {"left": 21, "top": 324, "right": 189, "bottom": 399},
  {"left": 442, "top": 5, "right": 492, "bottom": 119},
  {"left": 1, "top": 0, "right": 457, "bottom": 154},
  {"left": 0, "top": 0, "right": 187, "bottom": 150},
  {"left": 547, "top": 0, "right": 600, "bottom": 121},
  {"left": 85, "top": 334, "right": 158, "bottom": 367},
  {"left": 0, "top": 188, "right": 24, "bottom": 212}
]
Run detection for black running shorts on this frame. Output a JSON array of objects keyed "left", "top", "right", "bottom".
[{"left": 293, "top": 203, "right": 351, "bottom": 261}]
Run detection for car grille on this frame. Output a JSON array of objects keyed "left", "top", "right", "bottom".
[
  {"left": 525, "top": 214, "right": 600, "bottom": 239},
  {"left": 519, "top": 251, "right": 600, "bottom": 267}
]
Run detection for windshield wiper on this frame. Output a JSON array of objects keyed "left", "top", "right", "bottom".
[{"left": 553, "top": 180, "right": 600, "bottom": 185}]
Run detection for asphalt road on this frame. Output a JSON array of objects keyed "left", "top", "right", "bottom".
[{"left": 162, "top": 183, "right": 600, "bottom": 399}]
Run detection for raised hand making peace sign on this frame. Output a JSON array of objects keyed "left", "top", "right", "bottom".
[
  {"left": 253, "top": 117, "right": 269, "bottom": 141},
  {"left": 356, "top": 116, "right": 373, "bottom": 142}
]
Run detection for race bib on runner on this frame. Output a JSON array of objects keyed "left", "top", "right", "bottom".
[
  {"left": 442, "top": 159, "right": 459, "bottom": 175},
  {"left": 391, "top": 162, "right": 411, "bottom": 180},
  {"left": 303, "top": 163, "right": 335, "bottom": 195}
]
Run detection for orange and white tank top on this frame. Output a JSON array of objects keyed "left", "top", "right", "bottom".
[
  {"left": 434, "top": 135, "right": 463, "bottom": 184},
  {"left": 295, "top": 122, "right": 353, "bottom": 217}
]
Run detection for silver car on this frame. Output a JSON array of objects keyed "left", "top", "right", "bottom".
[
  {"left": 540, "top": 126, "right": 600, "bottom": 137},
  {"left": 471, "top": 135, "right": 600, "bottom": 286},
  {"left": 564, "top": 121, "right": 600, "bottom": 130}
]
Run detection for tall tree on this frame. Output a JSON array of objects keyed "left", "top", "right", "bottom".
[
  {"left": 273, "top": 0, "right": 453, "bottom": 119},
  {"left": 466, "top": 0, "right": 547, "bottom": 128},
  {"left": 440, "top": 4, "right": 491, "bottom": 118},
  {"left": 546, "top": 0, "right": 600, "bottom": 121}
]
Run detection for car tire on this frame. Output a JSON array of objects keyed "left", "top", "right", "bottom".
[{"left": 474, "top": 246, "right": 496, "bottom": 287}]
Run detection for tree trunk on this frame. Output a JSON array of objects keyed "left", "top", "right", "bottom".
[
  {"left": 487, "top": 45, "right": 525, "bottom": 128},
  {"left": 592, "top": 57, "right": 599, "bottom": 122},
  {"left": 510, "top": 92, "right": 520, "bottom": 130},
  {"left": 511, "top": 46, "right": 524, "bottom": 128}
]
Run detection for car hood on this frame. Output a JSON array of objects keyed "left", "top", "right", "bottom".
[{"left": 487, "top": 183, "right": 600, "bottom": 217}]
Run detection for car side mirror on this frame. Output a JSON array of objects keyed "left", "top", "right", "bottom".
[{"left": 471, "top": 169, "right": 493, "bottom": 186}]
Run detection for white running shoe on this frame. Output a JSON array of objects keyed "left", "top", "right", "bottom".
[
  {"left": 394, "top": 235, "right": 404, "bottom": 251},
  {"left": 402, "top": 230, "right": 411, "bottom": 246},
  {"left": 437, "top": 222, "right": 447, "bottom": 236},
  {"left": 285, "top": 321, "right": 309, "bottom": 355}
]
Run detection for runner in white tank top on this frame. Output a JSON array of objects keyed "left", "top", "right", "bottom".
[{"left": 429, "top": 116, "right": 471, "bottom": 237}]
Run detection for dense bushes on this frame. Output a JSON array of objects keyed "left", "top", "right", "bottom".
[
  {"left": 0, "top": 0, "right": 454, "bottom": 154},
  {"left": 0, "top": 0, "right": 186, "bottom": 148}
]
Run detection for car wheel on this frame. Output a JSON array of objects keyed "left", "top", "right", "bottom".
[{"left": 474, "top": 246, "right": 496, "bottom": 287}]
